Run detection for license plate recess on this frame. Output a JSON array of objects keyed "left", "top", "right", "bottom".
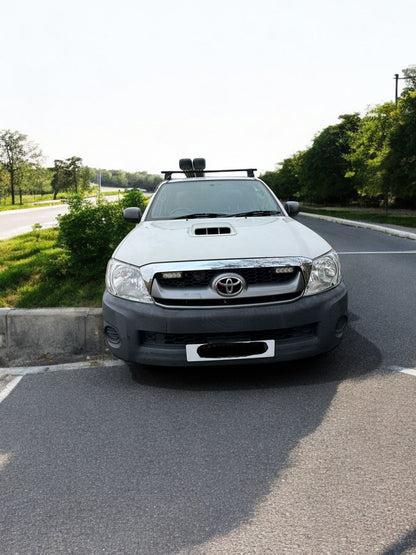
[{"left": 186, "top": 340, "right": 275, "bottom": 362}]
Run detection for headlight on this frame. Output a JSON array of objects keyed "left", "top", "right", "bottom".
[
  {"left": 304, "top": 250, "right": 342, "bottom": 296},
  {"left": 105, "top": 259, "right": 153, "bottom": 303}
]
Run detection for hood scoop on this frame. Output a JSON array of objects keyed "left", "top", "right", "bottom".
[{"left": 192, "top": 224, "right": 234, "bottom": 236}]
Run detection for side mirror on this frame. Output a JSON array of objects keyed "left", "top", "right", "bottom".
[
  {"left": 123, "top": 207, "right": 142, "bottom": 223},
  {"left": 284, "top": 201, "right": 300, "bottom": 218}
]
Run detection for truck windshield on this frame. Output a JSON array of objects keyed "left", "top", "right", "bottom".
[{"left": 145, "top": 179, "right": 281, "bottom": 221}]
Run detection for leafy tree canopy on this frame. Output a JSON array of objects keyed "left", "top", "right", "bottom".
[
  {"left": 0, "top": 129, "right": 43, "bottom": 204},
  {"left": 402, "top": 65, "right": 416, "bottom": 94},
  {"left": 265, "top": 64, "right": 416, "bottom": 207}
]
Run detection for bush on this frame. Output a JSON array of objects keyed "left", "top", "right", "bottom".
[
  {"left": 119, "top": 188, "right": 148, "bottom": 211},
  {"left": 57, "top": 190, "right": 147, "bottom": 278}
]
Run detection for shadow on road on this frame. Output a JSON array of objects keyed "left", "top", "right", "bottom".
[
  {"left": 130, "top": 320, "right": 380, "bottom": 391},
  {"left": 0, "top": 326, "right": 381, "bottom": 554},
  {"left": 381, "top": 527, "right": 416, "bottom": 555}
]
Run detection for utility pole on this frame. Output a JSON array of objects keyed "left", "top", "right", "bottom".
[
  {"left": 394, "top": 73, "right": 406, "bottom": 105},
  {"left": 98, "top": 169, "right": 102, "bottom": 196}
]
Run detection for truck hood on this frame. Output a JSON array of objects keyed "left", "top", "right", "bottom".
[{"left": 113, "top": 216, "right": 332, "bottom": 267}]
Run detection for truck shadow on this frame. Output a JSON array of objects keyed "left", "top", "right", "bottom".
[
  {"left": 130, "top": 319, "right": 378, "bottom": 391},
  {"left": 1, "top": 324, "right": 382, "bottom": 554}
]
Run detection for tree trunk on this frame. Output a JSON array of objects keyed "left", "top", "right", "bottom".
[{"left": 10, "top": 170, "right": 16, "bottom": 205}]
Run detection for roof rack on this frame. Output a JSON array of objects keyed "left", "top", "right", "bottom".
[{"left": 162, "top": 158, "right": 257, "bottom": 180}]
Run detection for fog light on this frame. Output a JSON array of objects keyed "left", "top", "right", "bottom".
[
  {"left": 162, "top": 272, "right": 182, "bottom": 279},
  {"left": 105, "top": 325, "right": 121, "bottom": 346},
  {"left": 275, "top": 267, "right": 294, "bottom": 274}
]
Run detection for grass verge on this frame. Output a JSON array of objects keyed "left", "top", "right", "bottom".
[
  {"left": 0, "top": 229, "right": 104, "bottom": 308},
  {"left": 0, "top": 189, "right": 123, "bottom": 212}
]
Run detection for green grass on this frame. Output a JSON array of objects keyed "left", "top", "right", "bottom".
[
  {"left": 0, "top": 229, "right": 104, "bottom": 308},
  {"left": 302, "top": 207, "right": 416, "bottom": 228},
  {"left": 0, "top": 201, "right": 64, "bottom": 211},
  {"left": 0, "top": 188, "right": 124, "bottom": 211},
  {"left": 0, "top": 193, "right": 68, "bottom": 211}
]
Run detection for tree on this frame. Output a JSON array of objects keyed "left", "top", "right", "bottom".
[
  {"left": 51, "top": 159, "right": 67, "bottom": 199},
  {"left": 126, "top": 171, "right": 160, "bottom": 191},
  {"left": 298, "top": 114, "right": 360, "bottom": 204},
  {"left": 99, "top": 169, "right": 113, "bottom": 187},
  {"left": 66, "top": 156, "right": 92, "bottom": 193},
  {"left": 402, "top": 65, "right": 416, "bottom": 94},
  {"left": 0, "top": 130, "right": 43, "bottom": 205},
  {"left": 347, "top": 103, "right": 397, "bottom": 206},
  {"left": 98, "top": 169, "right": 160, "bottom": 190},
  {"left": 51, "top": 156, "right": 93, "bottom": 198},
  {"left": 0, "top": 165, "right": 9, "bottom": 203},
  {"left": 261, "top": 152, "right": 303, "bottom": 200},
  {"left": 384, "top": 92, "right": 416, "bottom": 206}
]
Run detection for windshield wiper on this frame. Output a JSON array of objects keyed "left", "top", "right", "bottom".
[
  {"left": 173, "top": 213, "right": 228, "bottom": 220},
  {"left": 229, "top": 210, "right": 281, "bottom": 217}
]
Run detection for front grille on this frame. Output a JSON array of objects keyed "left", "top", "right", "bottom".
[
  {"left": 155, "top": 267, "right": 298, "bottom": 289},
  {"left": 141, "top": 324, "right": 317, "bottom": 346},
  {"left": 146, "top": 258, "right": 311, "bottom": 308}
]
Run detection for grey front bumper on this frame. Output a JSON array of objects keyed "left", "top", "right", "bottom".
[{"left": 102, "top": 283, "right": 348, "bottom": 366}]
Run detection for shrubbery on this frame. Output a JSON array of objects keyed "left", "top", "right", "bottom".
[{"left": 57, "top": 188, "right": 147, "bottom": 279}]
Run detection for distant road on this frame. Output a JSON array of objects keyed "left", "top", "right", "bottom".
[
  {"left": 0, "top": 204, "right": 69, "bottom": 240},
  {"left": 0, "top": 193, "right": 126, "bottom": 240}
]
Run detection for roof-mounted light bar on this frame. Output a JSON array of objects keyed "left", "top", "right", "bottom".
[
  {"left": 192, "top": 157, "right": 206, "bottom": 177},
  {"left": 162, "top": 158, "right": 257, "bottom": 180},
  {"left": 179, "top": 158, "right": 195, "bottom": 178}
]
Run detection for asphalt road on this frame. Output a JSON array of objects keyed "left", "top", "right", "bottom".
[
  {"left": 0, "top": 204, "right": 69, "bottom": 239},
  {"left": 1, "top": 217, "right": 416, "bottom": 554},
  {"left": 0, "top": 193, "right": 122, "bottom": 239}
]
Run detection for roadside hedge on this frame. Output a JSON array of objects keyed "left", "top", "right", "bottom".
[{"left": 57, "top": 189, "right": 147, "bottom": 278}]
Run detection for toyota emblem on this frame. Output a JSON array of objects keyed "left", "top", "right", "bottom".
[{"left": 213, "top": 273, "right": 246, "bottom": 297}]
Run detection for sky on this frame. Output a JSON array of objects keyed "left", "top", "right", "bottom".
[{"left": 1, "top": 0, "right": 415, "bottom": 176}]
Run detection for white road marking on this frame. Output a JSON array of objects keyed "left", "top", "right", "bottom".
[
  {"left": 390, "top": 366, "right": 416, "bottom": 377},
  {"left": 0, "top": 359, "right": 125, "bottom": 403},
  {"left": 0, "top": 376, "right": 23, "bottom": 405},
  {"left": 2, "top": 358, "right": 125, "bottom": 376},
  {"left": 0, "top": 451, "right": 11, "bottom": 471}
]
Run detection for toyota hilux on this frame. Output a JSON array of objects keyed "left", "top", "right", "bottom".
[{"left": 102, "top": 158, "right": 348, "bottom": 366}]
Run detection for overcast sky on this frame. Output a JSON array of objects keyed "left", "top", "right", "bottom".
[{"left": 1, "top": 0, "right": 415, "bottom": 175}]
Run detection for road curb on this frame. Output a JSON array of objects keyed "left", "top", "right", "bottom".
[
  {"left": 301, "top": 212, "right": 416, "bottom": 241},
  {"left": 0, "top": 307, "right": 108, "bottom": 368}
]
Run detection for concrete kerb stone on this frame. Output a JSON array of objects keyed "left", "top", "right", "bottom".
[
  {"left": 0, "top": 310, "right": 7, "bottom": 350},
  {"left": 0, "top": 307, "right": 108, "bottom": 367}
]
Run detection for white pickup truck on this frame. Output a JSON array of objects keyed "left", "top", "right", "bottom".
[{"left": 102, "top": 158, "right": 348, "bottom": 366}]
